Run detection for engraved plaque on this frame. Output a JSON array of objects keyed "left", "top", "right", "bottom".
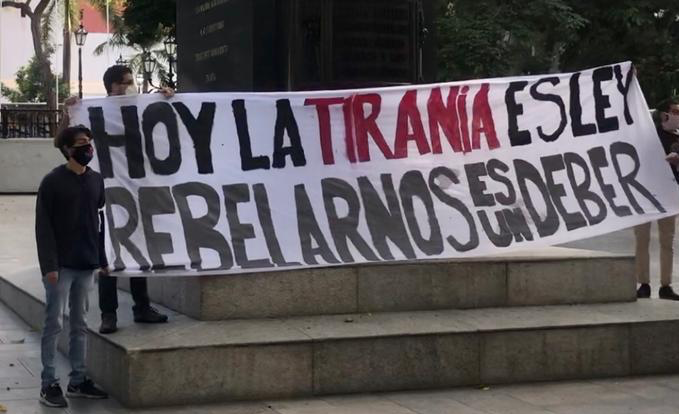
[
  {"left": 177, "top": 0, "right": 430, "bottom": 92},
  {"left": 332, "top": 0, "right": 414, "bottom": 83},
  {"left": 177, "top": 0, "right": 254, "bottom": 92}
]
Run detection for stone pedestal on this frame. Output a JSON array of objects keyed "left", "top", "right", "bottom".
[
  {"left": 117, "top": 247, "right": 636, "bottom": 320},
  {"left": 3, "top": 247, "right": 669, "bottom": 409}
]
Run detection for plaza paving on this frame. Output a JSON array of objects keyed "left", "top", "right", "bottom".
[{"left": 1, "top": 195, "right": 679, "bottom": 413}]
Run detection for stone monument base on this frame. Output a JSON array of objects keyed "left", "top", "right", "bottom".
[
  {"left": 118, "top": 247, "right": 635, "bottom": 320},
  {"left": 3, "top": 248, "right": 679, "bottom": 408}
]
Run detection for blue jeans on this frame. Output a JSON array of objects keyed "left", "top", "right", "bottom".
[{"left": 40, "top": 268, "right": 94, "bottom": 388}]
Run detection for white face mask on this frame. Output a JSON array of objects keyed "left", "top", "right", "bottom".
[{"left": 125, "top": 84, "right": 139, "bottom": 96}]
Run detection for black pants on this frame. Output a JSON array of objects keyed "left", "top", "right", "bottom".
[{"left": 98, "top": 274, "right": 151, "bottom": 314}]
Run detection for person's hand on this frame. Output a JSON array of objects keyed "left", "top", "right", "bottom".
[
  {"left": 62, "top": 96, "right": 80, "bottom": 119},
  {"left": 158, "top": 87, "right": 175, "bottom": 98},
  {"left": 98, "top": 267, "right": 110, "bottom": 277},
  {"left": 45, "top": 271, "right": 58, "bottom": 285},
  {"left": 666, "top": 152, "right": 679, "bottom": 165},
  {"left": 64, "top": 96, "right": 80, "bottom": 106}
]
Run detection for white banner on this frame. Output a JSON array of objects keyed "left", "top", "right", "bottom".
[{"left": 70, "top": 62, "right": 679, "bottom": 275}]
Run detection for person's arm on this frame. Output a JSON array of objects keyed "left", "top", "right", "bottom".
[
  {"left": 35, "top": 177, "right": 59, "bottom": 281},
  {"left": 54, "top": 96, "right": 79, "bottom": 152}
]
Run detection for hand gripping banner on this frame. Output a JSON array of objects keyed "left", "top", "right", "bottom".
[{"left": 70, "top": 62, "right": 679, "bottom": 275}]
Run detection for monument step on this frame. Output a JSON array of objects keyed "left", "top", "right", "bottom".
[
  {"left": 119, "top": 247, "right": 635, "bottom": 320},
  {"left": 1, "top": 266, "right": 677, "bottom": 408}
]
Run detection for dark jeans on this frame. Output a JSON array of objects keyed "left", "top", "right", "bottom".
[{"left": 98, "top": 274, "right": 151, "bottom": 314}]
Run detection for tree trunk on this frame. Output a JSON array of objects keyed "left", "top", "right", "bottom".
[
  {"left": 30, "top": 21, "right": 55, "bottom": 110},
  {"left": 62, "top": 0, "right": 72, "bottom": 93},
  {"left": 28, "top": 0, "right": 56, "bottom": 110},
  {"left": 549, "top": 42, "right": 564, "bottom": 74}
]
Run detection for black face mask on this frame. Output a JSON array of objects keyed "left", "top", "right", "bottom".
[{"left": 71, "top": 144, "right": 94, "bottom": 166}]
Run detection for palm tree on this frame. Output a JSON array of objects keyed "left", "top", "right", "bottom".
[
  {"left": 59, "top": 0, "right": 125, "bottom": 95},
  {"left": 61, "top": 0, "right": 74, "bottom": 89},
  {"left": 92, "top": 13, "right": 173, "bottom": 90}
]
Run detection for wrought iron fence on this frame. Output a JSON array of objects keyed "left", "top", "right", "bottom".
[{"left": 0, "top": 107, "right": 61, "bottom": 138}]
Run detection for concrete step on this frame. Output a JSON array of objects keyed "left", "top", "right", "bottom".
[
  {"left": 1, "top": 266, "right": 677, "bottom": 408},
  {"left": 118, "top": 247, "right": 635, "bottom": 320}
]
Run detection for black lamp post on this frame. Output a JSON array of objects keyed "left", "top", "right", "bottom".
[
  {"left": 74, "top": 10, "right": 88, "bottom": 99},
  {"left": 141, "top": 50, "right": 158, "bottom": 92},
  {"left": 163, "top": 35, "right": 177, "bottom": 89},
  {"left": 116, "top": 54, "right": 128, "bottom": 66}
]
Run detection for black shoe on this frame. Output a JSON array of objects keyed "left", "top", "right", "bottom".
[
  {"left": 99, "top": 313, "right": 118, "bottom": 334},
  {"left": 637, "top": 283, "right": 651, "bottom": 299},
  {"left": 659, "top": 286, "right": 679, "bottom": 301},
  {"left": 133, "top": 306, "right": 168, "bottom": 324},
  {"left": 66, "top": 378, "right": 108, "bottom": 399},
  {"left": 40, "top": 383, "right": 68, "bottom": 407}
]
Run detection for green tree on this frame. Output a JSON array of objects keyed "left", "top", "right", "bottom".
[
  {"left": 1, "top": 0, "right": 57, "bottom": 108},
  {"left": 1, "top": 55, "right": 69, "bottom": 103},
  {"left": 93, "top": 0, "right": 175, "bottom": 51},
  {"left": 1, "top": 0, "right": 119, "bottom": 103},
  {"left": 436, "top": 0, "right": 586, "bottom": 80},
  {"left": 560, "top": 0, "right": 679, "bottom": 105},
  {"left": 435, "top": 0, "right": 679, "bottom": 104},
  {"left": 91, "top": 0, "right": 176, "bottom": 89},
  {"left": 121, "top": 0, "right": 176, "bottom": 47}
]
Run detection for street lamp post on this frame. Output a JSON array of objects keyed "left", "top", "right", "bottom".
[
  {"left": 141, "top": 50, "right": 158, "bottom": 92},
  {"left": 116, "top": 54, "right": 128, "bottom": 66},
  {"left": 164, "top": 35, "right": 177, "bottom": 89},
  {"left": 74, "top": 10, "right": 88, "bottom": 99}
]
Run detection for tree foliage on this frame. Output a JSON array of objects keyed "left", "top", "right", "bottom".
[
  {"left": 58, "top": 0, "right": 124, "bottom": 90},
  {"left": 101, "top": 0, "right": 175, "bottom": 48},
  {"left": 121, "top": 0, "right": 175, "bottom": 47},
  {"left": 436, "top": 0, "right": 679, "bottom": 105},
  {"left": 88, "top": 0, "right": 176, "bottom": 90},
  {"left": 1, "top": 0, "right": 124, "bottom": 103},
  {"left": 437, "top": 0, "right": 586, "bottom": 78},
  {"left": 1, "top": 0, "right": 57, "bottom": 108},
  {"left": 1, "top": 55, "right": 69, "bottom": 103}
]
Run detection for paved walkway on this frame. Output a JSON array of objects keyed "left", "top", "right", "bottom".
[
  {"left": 2, "top": 195, "right": 679, "bottom": 413},
  {"left": 1, "top": 299, "right": 679, "bottom": 414}
]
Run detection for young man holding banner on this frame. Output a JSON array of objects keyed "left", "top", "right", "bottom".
[
  {"left": 59, "top": 65, "right": 174, "bottom": 334},
  {"left": 635, "top": 96, "right": 679, "bottom": 300}
]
